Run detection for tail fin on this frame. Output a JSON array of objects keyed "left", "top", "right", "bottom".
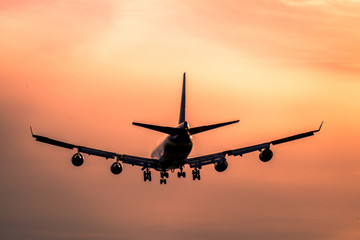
[
  {"left": 133, "top": 73, "right": 239, "bottom": 136},
  {"left": 179, "top": 72, "right": 186, "bottom": 124}
]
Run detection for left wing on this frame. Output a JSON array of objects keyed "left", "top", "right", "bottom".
[
  {"left": 187, "top": 122, "right": 323, "bottom": 168},
  {"left": 30, "top": 128, "right": 158, "bottom": 169}
]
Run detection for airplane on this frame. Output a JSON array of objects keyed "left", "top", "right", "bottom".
[{"left": 31, "top": 73, "right": 322, "bottom": 184}]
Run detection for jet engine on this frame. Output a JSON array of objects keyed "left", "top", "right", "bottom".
[
  {"left": 110, "top": 162, "right": 123, "bottom": 175},
  {"left": 214, "top": 161, "right": 228, "bottom": 172},
  {"left": 259, "top": 148, "right": 273, "bottom": 162},
  {"left": 71, "top": 153, "right": 84, "bottom": 166}
]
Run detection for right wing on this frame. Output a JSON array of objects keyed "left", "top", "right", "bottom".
[
  {"left": 187, "top": 122, "right": 323, "bottom": 168},
  {"left": 30, "top": 128, "right": 158, "bottom": 169}
]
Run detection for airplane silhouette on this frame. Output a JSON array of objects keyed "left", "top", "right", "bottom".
[{"left": 31, "top": 73, "right": 322, "bottom": 184}]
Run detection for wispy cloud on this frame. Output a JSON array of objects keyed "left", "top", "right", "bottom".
[{"left": 280, "top": 0, "right": 360, "bottom": 17}]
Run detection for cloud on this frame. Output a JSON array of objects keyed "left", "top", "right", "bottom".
[
  {"left": 279, "top": 0, "right": 360, "bottom": 16},
  {"left": 175, "top": 0, "right": 360, "bottom": 73},
  {"left": 0, "top": 0, "right": 114, "bottom": 55},
  {"left": 1, "top": 2, "right": 360, "bottom": 239}
]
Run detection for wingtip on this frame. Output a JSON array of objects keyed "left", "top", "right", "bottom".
[
  {"left": 30, "top": 126, "right": 34, "bottom": 137},
  {"left": 318, "top": 121, "right": 324, "bottom": 131}
]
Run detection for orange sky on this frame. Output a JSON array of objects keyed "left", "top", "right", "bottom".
[{"left": 1, "top": 1, "right": 360, "bottom": 240}]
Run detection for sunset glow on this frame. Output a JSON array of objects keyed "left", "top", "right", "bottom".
[{"left": 1, "top": 1, "right": 360, "bottom": 240}]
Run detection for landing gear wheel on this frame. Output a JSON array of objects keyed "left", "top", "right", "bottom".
[
  {"left": 192, "top": 169, "right": 200, "bottom": 181},
  {"left": 161, "top": 171, "right": 169, "bottom": 179},
  {"left": 143, "top": 171, "right": 147, "bottom": 182},
  {"left": 143, "top": 169, "right": 152, "bottom": 182},
  {"left": 177, "top": 168, "right": 186, "bottom": 178}
]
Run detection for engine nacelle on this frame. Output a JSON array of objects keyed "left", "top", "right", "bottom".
[
  {"left": 110, "top": 162, "right": 123, "bottom": 175},
  {"left": 71, "top": 153, "right": 84, "bottom": 167},
  {"left": 259, "top": 148, "right": 273, "bottom": 162},
  {"left": 214, "top": 161, "right": 228, "bottom": 172}
]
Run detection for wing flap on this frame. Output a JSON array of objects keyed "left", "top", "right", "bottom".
[
  {"left": 78, "top": 146, "right": 116, "bottom": 159},
  {"left": 123, "top": 155, "right": 158, "bottom": 169},
  {"left": 188, "top": 153, "right": 226, "bottom": 168},
  {"left": 33, "top": 135, "right": 75, "bottom": 149},
  {"left": 226, "top": 143, "right": 270, "bottom": 156},
  {"left": 271, "top": 122, "right": 323, "bottom": 145},
  {"left": 271, "top": 132, "right": 314, "bottom": 145}
]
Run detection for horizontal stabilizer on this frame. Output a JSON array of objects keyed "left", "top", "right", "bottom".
[
  {"left": 189, "top": 120, "right": 239, "bottom": 135},
  {"left": 133, "top": 122, "right": 183, "bottom": 136}
]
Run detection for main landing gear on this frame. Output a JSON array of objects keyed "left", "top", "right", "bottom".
[
  {"left": 192, "top": 168, "right": 200, "bottom": 181},
  {"left": 177, "top": 167, "right": 186, "bottom": 178},
  {"left": 160, "top": 171, "right": 169, "bottom": 184},
  {"left": 143, "top": 168, "right": 152, "bottom": 182}
]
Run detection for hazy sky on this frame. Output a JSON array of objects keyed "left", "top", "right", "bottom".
[{"left": 1, "top": 1, "right": 360, "bottom": 240}]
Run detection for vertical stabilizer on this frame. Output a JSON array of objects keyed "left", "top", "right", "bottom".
[{"left": 179, "top": 72, "right": 186, "bottom": 124}]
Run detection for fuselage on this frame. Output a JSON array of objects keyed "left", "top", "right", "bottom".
[{"left": 151, "top": 121, "right": 193, "bottom": 171}]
